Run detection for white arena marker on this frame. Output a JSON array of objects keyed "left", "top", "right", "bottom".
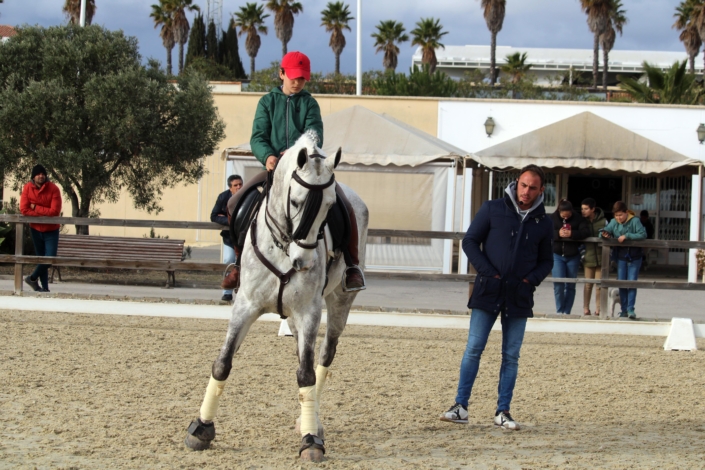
[
  {"left": 278, "top": 319, "right": 293, "bottom": 337},
  {"left": 663, "top": 318, "right": 698, "bottom": 351}
]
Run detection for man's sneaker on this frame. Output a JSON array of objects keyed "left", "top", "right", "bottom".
[
  {"left": 440, "top": 403, "right": 468, "bottom": 424},
  {"left": 619, "top": 312, "right": 628, "bottom": 318},
  {"left": 628, "top": 310, "right": 636, "bottom": 320},
  {"left": 24, "top": 276, "right": 41, "bottom": 292},
  {"left": 221, "top": 293, "right": 233, "bottom": 302},
  {"left": 494, "top": 410, "right": 520, "bottom": 430},
  {"left": 40, "top": 287, "right": 50, "bottom": 293}
]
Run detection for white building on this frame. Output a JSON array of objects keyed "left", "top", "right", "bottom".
[{"left": 412, "top": 45, "right": 701, "bottom": 86}]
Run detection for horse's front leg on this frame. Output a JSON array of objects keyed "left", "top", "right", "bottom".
[
  {"left": 184, "top": 304, "right": 260, "bottom": 451},
  {"left": 294, "top": 309, "right": 326, "bottom": 462}
]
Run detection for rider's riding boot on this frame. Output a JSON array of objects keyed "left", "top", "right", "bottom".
[{"left": 336, "top": 186, "right": 366, "bottom": 292}]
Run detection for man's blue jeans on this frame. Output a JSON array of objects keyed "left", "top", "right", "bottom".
[
  {"left": 222, "top": 243, "right": 237, "bottom": 295},
  {"left": 552, "top": 253, "right": 581, "bottom": 314},
  {"left": 29, "top": 228, "right": 59, "bottom": 290},
  {"left": 617, "top": 257, "right": 642, "bottom": 313},
  {"left": 455, "top": 308, "right": 528, "bottom": 412}
]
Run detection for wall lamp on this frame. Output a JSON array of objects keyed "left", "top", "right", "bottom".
[
  {"left": 698, "top": 123, "right": 705, "bottom": 144},
  {"left": 484, "top": 117, "right": 495, "bottom": 137}
]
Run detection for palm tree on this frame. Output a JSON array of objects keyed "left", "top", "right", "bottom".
[
  {"left": 151, "top": 3, "right": 176, "bottom": 76},
  {"left": 320, "top": 1, "right": 354, "bottom": 75},
  {"left": 371, "top": 20, "right": 408, "bottom": 72},
  {"left": 410, "top": 17, "right": 448, "bottom": 74},
  {"left": 674, "top": 0, "right": 702, "bottom": 75},
  {"left": 618, "top": 60, "right": 704, "bottom": 104},
  {"left": 164, "top": 0, "right": 200, "bottom": 75},
  {"left": 266, "top": 0, "right": 303, "bottom": 58},
  {"left": 580, "top": 0, "right": 612, "bottom": 88},
  {"left": 481, "top": 0, "right": 506, "bottom": 85},
  {"left": 500, "top": 52, "right": 532, "bottom": 83},
  {"left": 63, "top": 0, "right": 96, "bottom": 25},
  {"left": 234, "top": 2, "right": 269, "bottom": 76},
  {"left": 600, "top": 0, "right": 627, "bottom": 89}
]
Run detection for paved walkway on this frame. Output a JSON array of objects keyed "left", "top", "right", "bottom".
[{"left": 1, "top": 268, "right": 703, "bottom": 322}]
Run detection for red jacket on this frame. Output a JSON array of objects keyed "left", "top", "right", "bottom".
[{"left": 20, "top": 180, "right": 62, "bottom": 232}]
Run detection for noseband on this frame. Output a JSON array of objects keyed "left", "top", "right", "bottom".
[{"left": 265, "top": 169, "right": 335, "bottom": 254}]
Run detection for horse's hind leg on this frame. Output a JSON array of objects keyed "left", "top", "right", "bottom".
[{"left": 184, "top": 309, "right": 259, "bottom": 451}]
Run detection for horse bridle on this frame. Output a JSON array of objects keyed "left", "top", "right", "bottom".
[{"left": 264, "top": 168, "right": 336, "bottom": 255}]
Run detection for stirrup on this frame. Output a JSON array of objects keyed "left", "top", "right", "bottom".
[{"left": 341, "top": 265, "right": 366, "bottom": 292}]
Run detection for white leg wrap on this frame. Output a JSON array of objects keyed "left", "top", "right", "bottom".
[
  {"left": 315, "top": 365, "right": 330, "bottom": 414},
  {"left": 298, "top": 386, "right": 318, "bottom": 436},
  {"left": 199, "top": 376, "right": 226, "bottom": 422}
]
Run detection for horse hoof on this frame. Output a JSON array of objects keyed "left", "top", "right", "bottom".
[
  {"left": 184, "top": 419, "right": 215, "bottom": 451},
  {"left": 299, "top": 434, "right": 325, "bottom": 462},
  {"left": 300, "top": 447, "right": 325, "bottom": 462},
  {"left": 295, "top": 416, "right": 324, "bottom": 440}
]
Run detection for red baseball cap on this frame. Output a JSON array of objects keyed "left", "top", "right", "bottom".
[{"left": 281, "top": 51, "right": 311, "bottom": 81}]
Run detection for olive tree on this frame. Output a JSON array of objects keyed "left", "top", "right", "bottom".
[{"left": 0, "top": 25, "right": 225, "bottom": 233}]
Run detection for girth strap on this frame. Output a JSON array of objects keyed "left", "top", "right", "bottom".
[{"left": 250, "top": 218, "right": 295, "bottom": 319}]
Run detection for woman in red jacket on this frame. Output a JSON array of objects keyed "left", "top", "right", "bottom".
[{"left": 19, "top": 164, "right": 62, "bottom": 292}]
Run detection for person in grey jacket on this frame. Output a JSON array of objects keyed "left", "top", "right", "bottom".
[{"left": 440, "top": 164, "right": 553, "bottom": 431}]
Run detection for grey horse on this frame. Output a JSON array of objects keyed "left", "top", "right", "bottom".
[{"left": 184, "top": 132, "right": 368, "bottom": 463}]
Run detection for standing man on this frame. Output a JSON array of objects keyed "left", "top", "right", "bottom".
[
  {"left": 19, "top": 164, "right": 62, "bottom": 292},
  {"left": 440, "top": 164, "right": 553, "bottom": 430},
  {"left": 211, "top": 174, "right": 243, "bottom": 301}
]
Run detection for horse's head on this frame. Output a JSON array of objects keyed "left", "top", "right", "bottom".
[{"left": 271, "top": 131, "right": 341, "bottom": 272}]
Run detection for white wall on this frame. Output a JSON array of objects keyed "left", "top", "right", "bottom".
[{"left": 437, "top": 100, "right": 705, "bottom": 162}]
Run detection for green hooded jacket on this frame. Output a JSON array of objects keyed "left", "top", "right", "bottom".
[
  {"left": 582, "top": 207, "right": 607, "bottom": 268},
  {"left": 250, "top": 87, "right": 324, "bottom": 166},
  {"left": 599, "top": 211, "right": 647, "bottom": 261}
]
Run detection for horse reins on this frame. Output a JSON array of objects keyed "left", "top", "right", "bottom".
[{"left": 252, "top": 166, "right": 336, "bottom": 318}]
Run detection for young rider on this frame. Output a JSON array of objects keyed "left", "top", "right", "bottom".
[{"left": 224, "top": 51, "right": 365, "bottom": 291}]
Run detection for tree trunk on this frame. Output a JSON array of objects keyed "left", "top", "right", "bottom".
[
  {"left": 689, "top": 54, "right": 695, "bottom": 75},
  {"left": 69, "top": 190, "right": 90, "bottom": 235},
  {"left": 602, "top": 47, "right": 609, "bottom": 90},
  {"left": 166, "top": 47, "right": 173, "bottom": 77},
  {"left": 490, "top": 31, "right": 497, "bottom": 85},
  {"left": 250, "top": 55, "right": 256, "bottom": 76},
  {"left": 282, "top": 41, "right": 287, "bottom": 58},
  {"left": 178, "top": 43, "right": 185, "bottom": 75},
  {"left": 335, "top": 53, "right": 340, "bottom": 75},
  {"left": 593, "top": 32, "right": 599, "bottom": 89}
]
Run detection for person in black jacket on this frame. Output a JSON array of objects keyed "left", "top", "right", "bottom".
[
  {"left": 211, "top": 174, "right": 243, "bottom": 301},
  {"left": 550, "top": 199, "right": 590, "bottom": 314},
  {"left": 440, "top": 164, "right": 553, "bottom": 431}
]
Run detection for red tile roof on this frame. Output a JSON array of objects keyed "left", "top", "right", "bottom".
[{"left": 0, "top": 25, "right": 17, "bottom": 38}]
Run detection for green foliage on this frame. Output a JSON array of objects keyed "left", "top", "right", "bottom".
[
  {"left": 0, "top": 198, "right": 34, "bottom": 255},
  {"left": 0, "top": 25, "right": 226, "bottom": 235},
  {"left": 501, "top": 52, "right": 532, "bottom": 83},
  {"left": 206, "top": 19, "right": 219, "bottom": 61},
  {"left": 247, "top": 62, "right": 379, "bottom": 94},
  {"left": 618, "top": 60, "right": 704, "bottom": 104},
  {"left": 185, "top": 56, "right": 238, "bottom": 81},
  {"left": 373, "top": 65, "right": 457, "bottom": 97},
  {"left": 185, "top": 13, "right": 206, "bottom": 67},
  {"left": 221, "top": 19, "right": 247, "bottom": 79}
]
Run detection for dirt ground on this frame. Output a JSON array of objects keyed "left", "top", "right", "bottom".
[{"left": 1, "top": 309, "right": 704, "bottom": 469}]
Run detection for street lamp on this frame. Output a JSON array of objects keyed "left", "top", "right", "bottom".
[
  {"left": 697, "top": 123, "right": 705, "bottom": 144},
  {"left": 484, "top": 117, "right": 495, "bottom": 137}
]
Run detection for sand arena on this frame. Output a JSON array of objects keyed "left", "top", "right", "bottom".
[{"left": 1, "top": 309, "right": 704, "bottom": 469}]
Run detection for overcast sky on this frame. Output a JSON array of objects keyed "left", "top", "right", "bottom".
[{"left": 3, "top": 0, "right": 687, "bottom": 75}]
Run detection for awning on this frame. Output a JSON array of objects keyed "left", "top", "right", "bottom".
[
  {"left": 472, "top": 111, "right": 699, "bottom": 174},
  {"left": 221, "top": 105, "right": 468, "bottom": 167}
]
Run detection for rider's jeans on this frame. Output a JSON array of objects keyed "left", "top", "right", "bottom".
[{"left": 455, "top": 308, "right": 527, "bottom": 412}]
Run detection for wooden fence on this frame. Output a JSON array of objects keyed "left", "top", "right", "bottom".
[{"left": 1, "top": 215, "right": 704, "bottom": 319}]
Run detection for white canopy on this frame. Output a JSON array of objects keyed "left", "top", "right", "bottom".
[
  {"left": 472, "top": 111, "right": 698, "bottom": 174},
  {"left": 221, "top": 105, "right": 468, "bottom": 167}
]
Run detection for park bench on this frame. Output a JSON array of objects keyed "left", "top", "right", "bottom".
[{"left": 50, "top": 234, "right": 185, "bottom": 287}]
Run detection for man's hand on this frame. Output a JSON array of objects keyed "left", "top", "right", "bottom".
[
  {"left": 522, "top": 279, "right": 530, "bottom": 284},
  {"left": 618, "top": 235, "right": 627, "bottom": 243},
  {"left": 266, "top": 155, "right": 278, "bottom": 171},
  {"left": 559, "top": 228, "right": 571, "bottom": 238},
  {"left": 30, "top": 203, "right": 35, "bottom": 210},
  {"left": 494, "top": 274, "right": 501, "bottom": 279},
  {"left": 601, "top": 231, "right": 611, "bottom": 238}
]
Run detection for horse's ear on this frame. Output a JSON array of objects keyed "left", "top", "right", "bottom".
[
  {"left": 297, "top": 148, "right": 308, "bottom": 169},
  {"left": 333, "top": 147, "right": 342, "bottom": 169}
]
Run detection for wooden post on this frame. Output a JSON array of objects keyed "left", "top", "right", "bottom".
[
  {"left": 13, "top": 223, "right": 23, "bottom": 293},
  {"left": 599, "top": 239, "right": 610, "bottom": 318}
]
